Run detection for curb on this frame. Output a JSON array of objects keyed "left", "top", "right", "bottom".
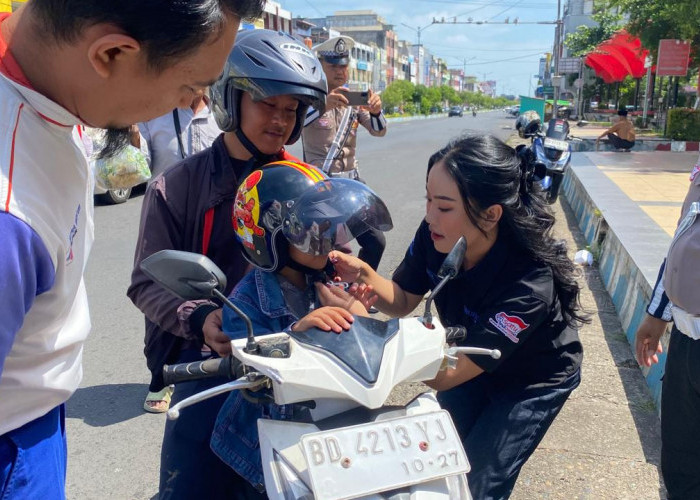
[
  {"left": 385, "top": 113, "right": 447, "bottom": 123},
  {"left": 654, "top": 141, "right": 700, "bottom": 152},
  {"left": 561, "top": 163, "right": 669, "bottom": 414}
]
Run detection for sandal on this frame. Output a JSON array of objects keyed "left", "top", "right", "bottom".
[{"left": 143, "top": 386, "right": 174, "bottom": 414}]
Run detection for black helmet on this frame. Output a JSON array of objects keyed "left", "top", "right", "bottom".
[
  {"left": 516, "top": 110, "right": 542, "bottom": 138},
  {"left": 211, "top": 29, "right": 327, "bottom": 145},
  {"left": 233, "top": 160, "right": 393, "bottom": 271}
]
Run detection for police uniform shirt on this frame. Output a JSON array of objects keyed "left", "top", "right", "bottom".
[{"left": 393, "top": 221, "right": 583, "bottom": 385}]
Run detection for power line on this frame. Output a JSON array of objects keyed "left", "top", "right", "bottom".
[
  {"left": 428, "top": 43, "right": 549, "bottom": 52},
  {"left": 464, "top": 51, "right": 545, "bottom": 65}
]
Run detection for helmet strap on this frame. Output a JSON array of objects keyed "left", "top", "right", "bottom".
[
  {"left": 286, "top": 257, "right": 326, "bottom": 283},
  {"left": 235, "top": 128, "right": 277, "bottom": 163}
]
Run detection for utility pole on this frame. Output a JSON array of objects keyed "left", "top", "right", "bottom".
[
  {"left": 401, "top": 22, "right": 435, "bottom": 86},
  {"left": 552, "top": 0, "right": 562, "bottom": 119},
  {"left": 642, "top": 55, "right": 652, "bottom": 127}
]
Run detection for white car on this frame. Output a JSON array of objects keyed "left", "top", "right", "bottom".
[
  {"left": 85, "top": 127, "right": 146, "bottom": 204},
  {"left": 93, "top": 180, "right": 135, "bottom": 204}
]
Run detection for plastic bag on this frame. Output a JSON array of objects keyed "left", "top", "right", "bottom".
[
  {"left": 573, "top": 249, "right": 593, "bottom": 266},
  {"left": 94, "top": 145, "right": 151, "bottom": 190}
]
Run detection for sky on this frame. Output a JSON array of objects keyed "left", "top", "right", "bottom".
[{"left": 276, "top": 0, "right": 562, "bottom": 97}]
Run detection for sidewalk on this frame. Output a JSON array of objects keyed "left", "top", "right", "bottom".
[{"left": 511, "top": 150, "right": 697, "bottom": 498}]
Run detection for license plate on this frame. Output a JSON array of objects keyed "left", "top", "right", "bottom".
[
  {"left": 301, "top": 410, "right": 469, "bottom": 500},
  {"left": 544, "top": 137, "right": 569, "bottom": 151}
]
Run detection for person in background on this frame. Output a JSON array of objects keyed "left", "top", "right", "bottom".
[
  {"left": 331, "top": 134, "right": 585, "bottom": 499},
  {"left": 634, "top": 151, "right": 700, "bottom": 499},
  {"left": 131, "top": 90, "right": 223, "bottom": 414},
  {"left": 302, "top": 35, "right": 388, "bottom": 272},
  {"left": 133, "top": 89, "right": 222, "bottom": 182},
  {"left": 0, "top": 0, "right": 263, "bottom": 498},
  {"left": 127, "top": 29, "right": 327, "bottom": 500},
  {"left": 596, "top": 108, "right": 636, "bottom": 151}
]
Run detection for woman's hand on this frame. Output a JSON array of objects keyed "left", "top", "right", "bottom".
[
  {"left": 426, "top": 353, "right": 484, "bottom": 391},
  {"left": 292, "top": 306, "right": 354, "bottom": 333},
  {"left": 316, "top": 282, "right": 376, "bottom": 315},
  {"left": 328, "top": 250, "right": 367, "bottom": 283}
]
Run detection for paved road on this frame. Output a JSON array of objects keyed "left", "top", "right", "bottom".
[{"left": 68, "top": 110, "right": 618, "bottom": 499}]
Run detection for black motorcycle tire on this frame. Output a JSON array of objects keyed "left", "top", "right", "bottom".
[{"left": 547, "top": 173, "right": 564, "bottom": 204}]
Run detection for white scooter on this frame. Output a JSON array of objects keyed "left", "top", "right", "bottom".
[{"left": 141, "top": 238, "right": 501, "bottom": 500}]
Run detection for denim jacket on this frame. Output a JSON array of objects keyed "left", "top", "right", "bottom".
[{"left": 211, "top": 269, "right": 312, "bottom": 490}]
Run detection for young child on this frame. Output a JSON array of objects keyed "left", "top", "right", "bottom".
[{"left": 210, "top": 159, "right": 392, "bottom": 490}]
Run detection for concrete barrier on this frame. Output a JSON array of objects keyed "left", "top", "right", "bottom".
[{"left": 562, "top": 164, "right": 670, "bottom": 413}]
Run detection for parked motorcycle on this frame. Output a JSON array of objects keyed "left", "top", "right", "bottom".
[
  {"left": 515, "top": 110, "right": 573, "bottom": 204},
  {"left": 140, "top": 238, "right": 501, "bottom": 499}
]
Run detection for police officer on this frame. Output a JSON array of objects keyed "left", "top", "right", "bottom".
[
  {"left": 302, "top": 35, "right": 388, "bottom": 271},
  {"left": 634, "top": 152, "right": 700, "bottom": 499},
  {"left": 329, "top": 134, "right": 585, "bottom": 499}
]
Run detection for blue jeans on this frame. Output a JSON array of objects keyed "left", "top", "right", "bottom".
[
  {"left": 438, "top": 369, "right": 581, "bottom": 500},
  {"left": 0, "top": 405, "right": 67, "bottom": 500}
]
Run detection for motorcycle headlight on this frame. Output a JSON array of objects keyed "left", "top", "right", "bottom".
[{"left": 272, "top": 450, "right": 314, "bottom": 500}]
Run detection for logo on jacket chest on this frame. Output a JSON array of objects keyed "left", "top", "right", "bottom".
[{"left": 65, "top": 204, "right": 81, "bottom": 265}]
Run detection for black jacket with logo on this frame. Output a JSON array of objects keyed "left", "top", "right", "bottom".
[{"left": 393, "top": 220, "right": 582, "bottom": 386}]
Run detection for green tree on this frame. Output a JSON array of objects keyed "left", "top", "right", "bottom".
[
  {"left": 564, "top": 10, "right": 623, "bottom": 57},
  {"left": 440, "top": 85, "right": 460, "bottom": 105},
  {"left": 606, "top": 0, "right": 700, "bottom": 63},
  {"left": 381, "top": 80, "right": 415, "bottom": 113}
]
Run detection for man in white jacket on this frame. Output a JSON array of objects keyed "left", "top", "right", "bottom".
[{"left": 0, "top": 1, "right": 263, "bottom": 498}]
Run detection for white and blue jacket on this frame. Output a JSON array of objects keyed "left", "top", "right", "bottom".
[{"left": 0, "top": 70, "right": 94, "bottom": 435}]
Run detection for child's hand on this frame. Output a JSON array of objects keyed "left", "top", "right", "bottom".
[
  {"left": 315, "top": 282, "right": 371, "bottom": 316},
  {"left": 292, "top": 306, "right": 354, "bottom": 334},
  {"left": 348, "top": 282, "right": 378, "bottom": 312},
  {"left": 328, "top": 250, "right": 366, "bottom": 283}
]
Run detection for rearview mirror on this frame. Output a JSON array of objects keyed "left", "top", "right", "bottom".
[
  {"left": 438, "top": 237, "right": 467, "bottom": 279},
  {"left": 140, "top": 250, "right": 227, "bottom": 300}
]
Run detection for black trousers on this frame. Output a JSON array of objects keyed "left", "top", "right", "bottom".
[
  {"left": 159, "top": 348, "right": 267, "bottom": 500},
  {"left": 661, "top": 326, "right": 700, "bottom": 499},
  {"left": 607, "top": 133, "right": 635, "bottom": 150}
]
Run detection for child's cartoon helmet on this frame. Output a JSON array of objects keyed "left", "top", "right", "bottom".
[
  {"left": 233, "top": 161, "right": 393, "bottom": 271},
  {"left": 211, "top": 29, "right": 327, "bottom": 145}
]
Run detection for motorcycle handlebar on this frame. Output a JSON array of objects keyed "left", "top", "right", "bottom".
[
  {"left": 163, "top": 356, "right": 243, "bottom": 385},
  {"left": 445, "top": 326, "right": 467, "bottom": 343}
]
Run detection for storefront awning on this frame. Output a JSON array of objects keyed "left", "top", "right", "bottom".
[{"left": 584, "top": 31, "right": 650, "bottom": 83}]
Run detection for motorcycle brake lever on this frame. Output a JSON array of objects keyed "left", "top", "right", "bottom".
[{"left": 166, "top": 375, "right": 267, "bottom": 420}]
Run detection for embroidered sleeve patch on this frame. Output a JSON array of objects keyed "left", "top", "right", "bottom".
[{"left": 488, "top": 312, "right": 529, "bottom": 343}]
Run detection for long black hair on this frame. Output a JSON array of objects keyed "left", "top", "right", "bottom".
[{"left": 428, "top": 134, "right": 588, "bottom": 326}]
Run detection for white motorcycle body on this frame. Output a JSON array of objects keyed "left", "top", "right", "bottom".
[{"left": 229, "top": 316, "right": 472, "bottom": 500}]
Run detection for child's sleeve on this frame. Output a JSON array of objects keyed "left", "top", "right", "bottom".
[{"left": 222, "top": 281, "right": 279, "bottom": 340}]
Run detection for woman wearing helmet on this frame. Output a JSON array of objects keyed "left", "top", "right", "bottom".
[
  {"left": 209, "top": 160, "right": 393, "bottom": 491},
  {"left": 127, "top": 30, "right": 327, "bottom": 500}
]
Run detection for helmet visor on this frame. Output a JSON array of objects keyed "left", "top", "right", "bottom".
[{"left": 282, "top": 178, "right": 393, "bottom": 256}]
